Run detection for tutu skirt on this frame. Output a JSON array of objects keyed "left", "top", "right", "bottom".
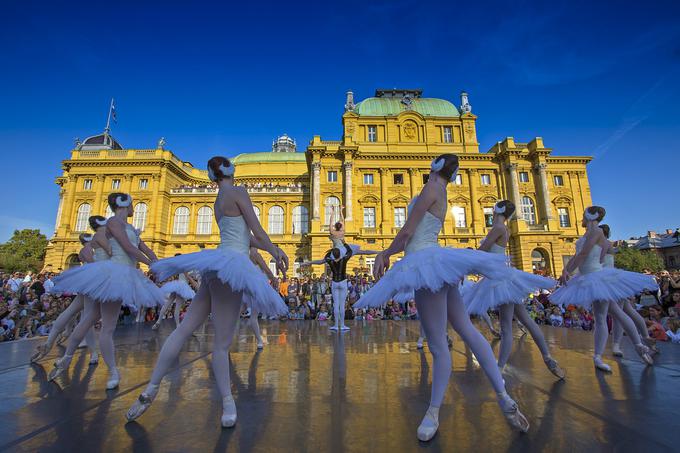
[
  {"left": 464, "top": 270, "right": 556, "bottom": 315},
  {"left": 151, "top": 248, "right": 288, "bottom": 316},
  {"left": 160, "top": 280, "right": 196, "bottom": 300},
  {"left": 53, "top": 261, "right": 165, "bottom": 308},
  {"left": 354, "top": 247, "right": 509, "bottom": 309},
  {"left": 549, "top": 268, "right": 658, "bottom": 309}
]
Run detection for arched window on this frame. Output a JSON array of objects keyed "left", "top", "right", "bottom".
[
  {"left": 75, "top": 203, "right": 91, "bottom": 231},
  {"left": 196, "top": 206, "right": 213, "bottom": 235},
  {"left": 451, "top": 206, "right": 467, "bottom": 228},
  {"left": 531, "top": 249, "right": 550, "bottom": 275},
  {"left": 132, "top": 203, "right": 148, "bottom": 231},
  {"left": 268, "top": 206, "right": 284, "bottom": 234},
  {"left": 105, "top": 205, "right": 114, "bottom": 218},
  {"left": 324, "top": 196, "right": 341, "bottom": 226},
  {"left": 173, "top": 206, "right": 190, "bottom": 234},
  {"left": 292, "top": 205, "right": 309, "bottom": 234},
  {"left": 253, "top": 206, "right": 261, "bottom": 223},
  {"left": 520, "top": 196, "right": 537, "bottom": 225}
]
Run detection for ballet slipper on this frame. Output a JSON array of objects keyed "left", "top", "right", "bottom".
[
  {"left": 221, "top": 395, "right": 237, "bottom": 428},
  {"left": 256, "top": 341, "right": 264, "bottom": 349},
  {"left": 593, "top": 355, "right": 612, "bottom": 372},
  {"left": 48, "top": 354, "right": 73, "bottom": 381},
  {"left": 151, "top": 322, "right": 160, "bottom": 331},
  {"left": 543, "top": 357, "right": 566, "bottom": 380},
  {"left": 106, "top": 369, "right": 120, "bottom": 389},
  {"left": 446, "top": 335, "right": 453, "bottom": 348},
  {"left": 340, "top": 325, "right": 350, "bottom": 331},
  {"left": 643, "top": 337, "right": 659, "bottom": 355},
  {"left": 89, "top": 352, "right": 99, "bottom": 365},
  {"left": 31, "top": 343, "right": 48, "bottom": 363},
  {"left": 635, "top": 344, "right": 654, "bottom": 366},
  {"left": 126, "top": 384, "right": 159, "bottom": 422},
  {"left": 329, "top": 325, "right": 339, "bottom": 331},
  {"left": 498, "top": 393, "right": 529, "bottom": 433},
  {"left": 491, "top": 328, "right": 502, "bottom": 339},
  {"left": 416, "top": 337, "right": 424, "bottom": 349},
  {"left": 612, "top": 343, "right": 623, "bottom": 357},
  {"left": 517, "top": 323, "right": 528, "bottom": 335},
  {"left": 416, "top": 406, "right": 439, "bottom": 442}
]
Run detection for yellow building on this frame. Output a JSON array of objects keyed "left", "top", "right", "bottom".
[{"left": 44, "top": 89, "right": 593, "bottom": 277}]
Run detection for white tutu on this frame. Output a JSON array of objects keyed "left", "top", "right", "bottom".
[
  {"left": 464, "top": 270, "right": 555, "bottom": 315},
  {"left": 354, "top": 247, "right": 509, "bottom": 309},
  {"left": 151, "top": 248, "right": 288, "bottom": 316},
  {"left": 53, "top": 261, "right": 165, "bottom": 308},
  {"left": 549, "top": 268, "right": 658, "bottom": 309},
  {"left": 392, "top": 290, "right": 415, "bottom": 304},
  {"left": 160, "top": 280, "right": 195, "bottom": 300}
]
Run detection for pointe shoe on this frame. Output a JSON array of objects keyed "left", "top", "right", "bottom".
[
  {"left": 89, "top": 352, "right": 99, "bottom": 365},
  {"left": 340, "top": 325, "right": 350, "bottom": 331},
  {"left": 151, "top": 322, "right": 160, "bottom": 331},
  {"left": 31, "top": 343, "right": 48, "bottom": 363},
  {"left": 77, "top": 339, "right": 88, "bottom": 349},
  {"left": 498, "top": 394, "right": 529, "bottom": 433},
  {"left": 257, "top": 341, "right": 264, "bottom": 349},
  {"left": 221, "top": 395, "right": 237, "bottom": 428},
  {"left": 126, "top": 385, "right": 159, "bottom": 422},
  {"left": 416, "top": 338, "right": 424, "bottom": 349},
  {"left": 416, "top": 407, "right": 439, "bottom": 442},
  {"left": 106, "top": 369, "right": 120, "bottom": 389},
  {"left": 643, "top": 337, "right": 659, "bottom": 355},
  {"left": 612, "top": 343, "right": 624, "bottom": 357},
  {"left": 593, "top": 355, "right": 612, "bottom": 372},
  {"left": 544, "top": 357, "right": 566, "bottom": 380},
  {"left": 48, "top": 354, "right": 72, "bottom": 381},
  {"left": 518, "top": 324, "right": 528, "bottom": 335},
  {"left": 635, "top": 344, "right": 654, "bottom": 366}
]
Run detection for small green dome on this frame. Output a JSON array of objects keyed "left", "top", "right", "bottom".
[
  {"left": 355, "top": 97, "right": 460, "bottom": 117},
  {"left": 232, "top": 152, "right": 307, "bottom": 164}
]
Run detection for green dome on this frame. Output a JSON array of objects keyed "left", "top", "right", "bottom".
[
  {"left": 232, "top": 152, "right": 307, "bottom": 164},
  {"left": 355, "top": 97, "right": 460, "bottom": 117}
]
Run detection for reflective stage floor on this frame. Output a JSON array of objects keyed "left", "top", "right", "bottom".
[{"left": 1, "top": 319, "right": 678, "bottom": 452}]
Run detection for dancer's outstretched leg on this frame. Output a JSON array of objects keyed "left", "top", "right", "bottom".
[
  {"left": 82, "top": 298, "right": 99, "bottom": 365},
  {"left": 32, "top": 295, "right": 85, "bottom": 362},
  {"left": 608, "top": 300, "right": 653, "bottom": 365},
  {"left": 249, "top": 308, "right": 263, "bottom": 348},
  {"left": 592, "top": 301, "right": 612, "bottom": 372},
  {"left": 126, "top": 284, "right": 211, "bottom": 422},
  {"left": 445, "top": 285, "right": 529, "bottom": 433},
  {"left": 208, "top": 279, "right": 242, "bottom": 427},
  {"left": 173, "top": 296, "right": 183, "bottom": 329},
  {"left": 153, "top": 295, "right": 174, "bottom": 330},
  {"left": 622, "top": 298, "right": 657, "bottom": 352},
  {"left": 513, "top": 304, "right": 565, "bottom": 379},
  {"left": 481, "top": 311, "right": 501, "bottom": 338},
  {"left": 612, "top": 301, "right": 625, "bottom": 356},
  {"left": 98, "top": 300, "right": 123, "bottom": 389},
  {"left": 497, "top": 304, "right": 514, "bottom": 371}
]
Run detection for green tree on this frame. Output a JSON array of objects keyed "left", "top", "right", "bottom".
[
  {"left": 0, "top": 229, "right": 48, "bottom": 273},
  {"left": 615, "top": 246, "right": 664, "bottom": 273}
]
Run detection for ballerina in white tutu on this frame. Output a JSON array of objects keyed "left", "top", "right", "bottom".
[
  {"left": 550, "top": 207, "right": 657, "bottom": 371},
  {"left": 599, "top": 224, "right": 659, "bottom": 358},
  {"left": 460, "top": 275, "right": 501, "bottom": 338},
  {"left": 126, "top": 156, "right": 289, "bottom": 428},
  {"left": 49, "top": 194, "right": 165, "bottom": 389},
  {"left": 464, "top": 201, "right": 564, "bottom": 379},
  {"left": 244, "top": 246, "right": 279, "bottom": 349},
  {"left": 354, "top": 154, "right": 530, "bottom": 440},
  {"left": 153, "top": 257, "right": 198, "bottom": 331},
  {"left": 31, "top": 218, "right": 111, "bottom": 364}
]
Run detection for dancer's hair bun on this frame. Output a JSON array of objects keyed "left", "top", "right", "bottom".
[
  {"left": 493, "top": 200, "right": 516, "bottom": 219},
  {"left": 88, "top": 215, "right": 107, "bottom": 231},
  {"left": 108, "top": 193, "right": 132, "bottom": 210},
  {"left": 585, "top": 206, "right": 606, "bottom": 222},
  {"left": 207, "top": 156, "right": 235, "bottom": 182},
  {"left": 78, "top": 233, "right": 93, "bottom": 245},
  {"left": 599, "top": 224, "right": 611, "bottom": 239},
  {"left": 430, "top": 154, "right": 459, "bottom": 182}
]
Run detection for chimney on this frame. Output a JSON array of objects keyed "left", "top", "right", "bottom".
[
  {"left": 648, "top": 231, "right": 657, "bottom": 238},
  {"left": 666, "top": 229, "right": 674, "bottom": 235},
  {"left": 345, "top": 90, "right": 355, "bottom": 111},
  {"left": 460, "top": 91, "right": 472, "bottom": 114}
]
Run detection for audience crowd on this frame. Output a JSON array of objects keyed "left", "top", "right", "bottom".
[{"left": 2, "top": 269, "right": 680, "bottom": 344}]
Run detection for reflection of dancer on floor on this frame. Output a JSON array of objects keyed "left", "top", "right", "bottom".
[
  {"left": 32, "top": 219, "right": 111, "bottom": 364},
  {"left": 302, "top": 243, "right": 377, "bottom": 331},
  {"left": 49, "top": 194, "right": 165, "bottom": 389},
  {"left": 599, "top": 224, "right": 659, "bottom": 358},
  {"left": 465, "top": 201, "right": 564, "bottom": 379},
  {"left": 245, "top": 246, "right": 280, "bottom": 348},
  {"left": 154, "top": 264, "right": 198, "bottom": 331},
  {"left": 127, "top": 156, "right": 288, "bottom": 428},
  {"left": 355, "top": 154, "right": 530, "bottom": 441},
  {"left": 550, "top": 207, "right": 656, "bottom": 372}
]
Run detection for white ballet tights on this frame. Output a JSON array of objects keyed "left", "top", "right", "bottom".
[
  {"left": 480, "top": 311, "right": 495, "bottom": 332},
  {"left": 158, "top": 294, "right": 184, "bottom": 328},
  {"left": 331, "top": 281, "right": 348, "bottom": 328},
  {"left": 44, "top": 295, "right": 97, "bottom": 356},
  {"left": 612, "top": 299, "right": 650, "bottom": 345},
  {"left": 145, "top": 278, "right": 241, "bottom": 400},
  {"left": 248, "top": 308, "right": 263, "bottom": 345},
  {"left": 416, "top": 285, "right": 507, "bottom": 409},
  {"left": 497, "top": 303, "right": 552, "bottom": 368},
  {"left": 608, "top": 299, "right": 645, "bottom": 346},
  {"left": 592, "top": 301, "right": 610, "bottom": 356}
]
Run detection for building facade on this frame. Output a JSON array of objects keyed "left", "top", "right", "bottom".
[{"left": 44, "top": 89, "right": 593, "bottom": 277}]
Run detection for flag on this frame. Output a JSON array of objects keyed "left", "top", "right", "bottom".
[{"left": 111, "top": 99, "right": 117, "bottom": 123}]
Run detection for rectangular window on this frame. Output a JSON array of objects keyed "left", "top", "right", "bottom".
[
  {"left": 554, "top": 175, "right": 564, "bottom": 186},
  {"left": 393, "top": 173, "right": 404, "bottom": 185},
  {"left": 480, "top": 174, "right": 491, "bottom": 185},
  {"left": 327, "top": 171, "right": 338, "bottom": 183},
  {"left": 363, "top": 207, "right": 376, "bottom": 228},
  {"left": 139, "top": 178, "right": 148, "bottom": 190},
  {"left": 452, "top": 206, "right": 467, "bottom": 227},
  {"left": 83, "top": 179, "right": 92, "bottom": 190},
  {"left": 519, "top": 172, "right": 529, "bottom": 183},
  {"left": 394, "top": 207, "right": 406, "bottom": 228},
  {"left": 453, "top": 174, "right": 462, "bottom": 185},
  {"left": 363, "top": 173, "right": 374, "bottom": 185},
  {"left": 443, "top": 126, "right": 453, "bottom": 143},
  {"left": 422, "top": 174, "right": 429, "bottom": 184},
  {"left": 367, "top": 125, "right": 377, "bottom": 142},
  {"left": 558, "top": 208, "right": 571, "bottom": 227},
  {"left": 483, "top": 207, "right": 494, "bottom": 227},
  {"left": 111, "top": 179, "right": 121, "bottom": 190}
]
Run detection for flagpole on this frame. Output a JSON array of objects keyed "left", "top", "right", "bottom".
[{"left": 104, "top": 98, "right": 114, "bottom": 136}]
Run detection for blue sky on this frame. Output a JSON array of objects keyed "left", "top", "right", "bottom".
[{"left": 1, "top": 0, "right": 679, "bottom": 241}]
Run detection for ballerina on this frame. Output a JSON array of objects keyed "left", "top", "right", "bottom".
[
  {"left": 460, "top": 275, "right": 501, "bottom": 338},
  {"left": 550, "top": 207, "right": 657, "bottom": 372},
  {"left": 302, "top": 244, "right": 378, "bottom": 331},
  {"left": 48, "top": 194, "right": 165, "bottom": 389},
  {"left": 153, "top": 256, "right": 199, "bottom": 331},
  {"left": 244, "top": 246, "right": 280, "bottom": 349},
  {"left": 328, "top": 205, "right": 361, "bottom": 257},
  {"left": 599, "top": 224, "right": 659, "bottom": 357},
  {"left": 354, "top": 154, "right": 530, "bottom": 441},
  {"left": 126, "top": 156, "right": 289, "bottom": 428},
  {"left": 464, "top": 201, "right": 564, "bottom": 379},
  {"left": 31, "top": 218, "right": 111, "bottom": 364}
]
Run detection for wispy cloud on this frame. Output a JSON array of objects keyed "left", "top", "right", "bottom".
[{"left": 0, "top": 215, "right": 53, "bottom": 242}]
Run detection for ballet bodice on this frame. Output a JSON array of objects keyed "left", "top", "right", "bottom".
[
  {"left": 603, "top": 253, "right": 615, "bottom": 269},
  {"left": 93, "top": 246, "right": 109, "bottom": 262},
  {"left": 110, "top": 224, "right": 140, "bottom": 267},
  {"left": 178, "top": 272, "right": 189, "bottom": 283},
  {"left": 575, "top": 236, "right": 603, "bottom": 275},
  {"left": 404, "top": 211, "right": 442, "bottom": 254},
  {"left": 481, "top": 237, "right": 506, "bottom": 255},
  {"left": 331, "top": 237, "right": 344, "bottom": 249},
  {"left": 217, "top": 215, "right": 250, "bottom": 255}
]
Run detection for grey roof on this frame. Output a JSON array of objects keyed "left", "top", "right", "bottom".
[
  {"left": 78, "top": 133, "right": 123, "bottom": 150},
  {"left": 634, "top": 230, "right": 680, "bottom": 250}
]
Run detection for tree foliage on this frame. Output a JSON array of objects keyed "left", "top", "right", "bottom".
[
  {"left": 0, "top": 229, "right": 48, "bottom": 273},
  {"left": 615, "top": 246, "right": 664, "bottom": 273}
]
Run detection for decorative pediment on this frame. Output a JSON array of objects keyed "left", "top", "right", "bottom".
[
  {"left": 478, "top": 194, "right": 498, "bottom": 204},
  {"left": 388, "top": 194, "right": 410, "bottom": 205},
  {"left": 552, "top": 195, "right": 573, "bottom": 205},
  {"left": 448, "top": 195, "right": 469, "bottom": 205},
  {"left": 358, "top": 194, "right": 380, "bottom": 204}
]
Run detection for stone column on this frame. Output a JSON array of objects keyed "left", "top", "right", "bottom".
[
  {"left": 61, "top": 176, "right": 77, "bottom": 232},
  {"left": 467, "top": 169, "right": 482, "bottom": 233},
  {"left": 408, "top": 168, "right": 417, "bottom": 198},
  {"left": 505, "top": 163, "right": 521, "bottom": 207},
  {"left": 312, "top": 162, "right": 321, "bottom": 220},
  {"left": 535, "top": 162, "right": 552, "bottom": 221},
  {"left": 343, "top": 162, "right": 353, "bottom": 220},
  {"left": 379, "top": 168, "right": 389, "bottom": 233},
  {"left": 54, "top": 188, "right": 65, "bottom": 235},
  {"left": 94, "top": 175, "right": 105, "bottom": 214}
]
